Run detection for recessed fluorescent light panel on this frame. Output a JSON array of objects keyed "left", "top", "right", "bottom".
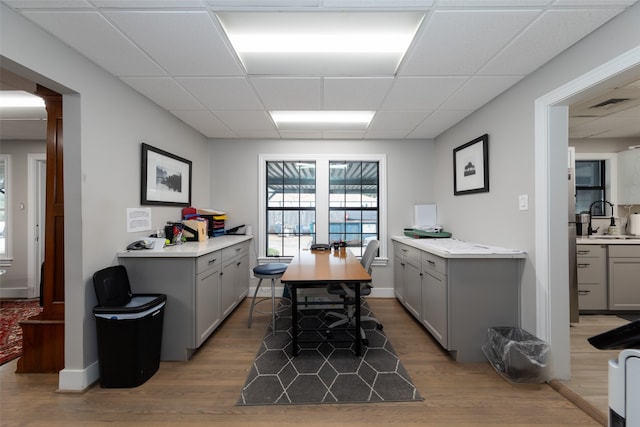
[
  {"left": 0, "top": 91, "right": 45, "bottom": 108},
  {"left": 270, "top": 111, "right": 374, "bottom": 130},
  {"left": 217, "top": 11, "right": 424, "bottom": 75}
]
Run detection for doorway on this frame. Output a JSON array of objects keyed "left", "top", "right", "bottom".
[{"left": 28, "top": 154, "right": 46, "bottom": 299}]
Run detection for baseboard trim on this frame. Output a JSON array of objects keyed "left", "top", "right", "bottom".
[
  {"left": 58, "top": 361, "right": 99, "bottom": 392},
  {"left": 548, "top": 379, "right": 607, "bottom": 427}
]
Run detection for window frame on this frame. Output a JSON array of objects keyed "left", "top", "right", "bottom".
[
  {"left": 258, "top": 153, "right": 387, "bottom": 263},
  {"left": 0, "top": 154, "right": 12, "bottom": 265}
]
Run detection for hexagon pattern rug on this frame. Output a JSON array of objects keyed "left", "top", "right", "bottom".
[{"left": 238, "top": 301, "right": 423, "bottom": 405}]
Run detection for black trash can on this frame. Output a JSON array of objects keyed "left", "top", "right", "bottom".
[
  {"left": 93, "top": 265, "right": 166, "bottom": 388},
  {"left": 482, "top": 326, "right": 550, "bottom": 383}
]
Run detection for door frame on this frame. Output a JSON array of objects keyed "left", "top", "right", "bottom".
[{"left": 27, "top": 153, "right": 46, "bottom": 299}]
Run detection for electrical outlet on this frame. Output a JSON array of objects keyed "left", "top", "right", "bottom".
[{"left": 519, "top": 194, "right": 529, "bottom": 211}]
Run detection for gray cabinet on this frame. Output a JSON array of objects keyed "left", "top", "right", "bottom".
[
  {"left": 576, "top": 244, "right": 608, "bottom": 310},
  {"left": 393, "top": 242, "right": 421, "bottom": 317},
  {"left": 118, "top": 237, "right": 252, "bottom": 361},
  {"left": 609, "top": 245, "right": 640, "bottom": 310},
  {"left": 617, "top": 149, "right": 640, "bottom": 205},
  {"left": 393, "top": 238, "right": 521, "bottom": 362},
  {"left": 421, "top": 252, "right": 448, "bottom": 348}
]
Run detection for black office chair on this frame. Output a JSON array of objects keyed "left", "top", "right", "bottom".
[{"left": 325, "top": 239, "right": 382, "bottom": 345}]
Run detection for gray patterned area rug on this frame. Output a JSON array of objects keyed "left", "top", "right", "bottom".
[{"left": 237, "top": 301, "right": 423, "bottom": 405}]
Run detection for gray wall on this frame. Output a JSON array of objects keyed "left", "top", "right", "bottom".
[
  {"left": 0, "top": 140, "right": 46, "bottom": 295},
  {"left": 1, "top": 4, "right": 210, "bottom": 389}
]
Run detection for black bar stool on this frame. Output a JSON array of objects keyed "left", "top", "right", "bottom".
[{"left": 248, "top": 263, "right": 289, "bottom": 334}]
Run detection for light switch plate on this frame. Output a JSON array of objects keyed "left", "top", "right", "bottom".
[{"left": 519, "top": 194, "right": 529, "bottom": 211}]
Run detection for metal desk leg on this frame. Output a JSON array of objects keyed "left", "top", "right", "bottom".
[
  {"left": 291, "top": 284, "right": 298, "bottom": 356},
  {"left": 355, "top": 284, "right": 361, "bottom": 357}
]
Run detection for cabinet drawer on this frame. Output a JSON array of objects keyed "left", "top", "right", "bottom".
[
  {"left": 577, "top": 258, "right": 605, "bottom": 284},
  {"left": 422, "top": 252, "right": 447, "bottom": 276},
  {"left": 576, "top": 245, "right": 606, "bottom": 258},
  {"left": 222, "top": 242, "right": 249, "bottom": 260},
  {"left": 395, "top": 243, "right": 421, "bottom": 265},
  {"left": 608, "top": 245, "right": 640, "bottom": 258},
  {"left": 578, "top": 284, "right": 607, "bottom": 310},
  {"left": 196, "top": 250, "right": 221, "bottom": 274}
]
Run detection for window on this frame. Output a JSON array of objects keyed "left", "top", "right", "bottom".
[
  {"left": 259, "top": 154, "right": 386, "bottom": 260},
  {"left": 575, "top": 160, "right": 607, "bottom": 215},
  {"left": 0, "top": 155, "right": 10, "bottom": 260}
]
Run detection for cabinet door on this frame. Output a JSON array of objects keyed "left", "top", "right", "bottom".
[
  {"left": 220, "top": 258, "right": 237, "bottom": 318},
  {"left": 195, "top": 266, "right": 221, "bottom": 347},
  {"left": 403, "top": 257, "right": 422, "bottom": 318},
  {"left": 393, "top": 253, "right": 405, "bottom": 302},
  {"left": 609, "top": 258, "right": 640, "bottom": 310},
  {"left": 422, "top": 268, "right": 448, "bottom": 348},
  {"left": 235, "top": 251, "right": 250, "bottom": 301}
]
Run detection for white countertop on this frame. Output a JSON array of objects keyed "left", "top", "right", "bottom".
[
  {"left": 391, "top": 236, "right": 526, "bottom": 259},
  {"left": 577, "top": 235, "right": 640, "bottom": 245},
  {"left": 117, "top": 235, "right": 253, "bottom": 258}
]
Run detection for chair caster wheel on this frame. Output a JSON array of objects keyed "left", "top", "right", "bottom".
[{"left": 376, "top": 324, "right": 383, "bottom": 330}]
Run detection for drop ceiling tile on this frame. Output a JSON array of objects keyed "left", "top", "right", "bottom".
[
  {"left": 277, "top": 130, "right": 323, "bottom": 139},
  {"left": 21, "top": 11, "right": 165, "bottom": 76},
  {"left": 323, "top": 77, "right": 394, "bottom": 110},
  {"left": 206, "top": 0, "right": 319, "bottom": 7},
  {"left": 437, "top": 0, "right": 551, "bottom": 5},
  {"left": 553, "top": 0, "right": 635, "bottom": 6},
  {"left": 381, "top": 77, "right": 467, "bottom": 110},
  {"left": 481, "top": 8, "right": 623, "bottom": 75},
  {"left": 400, "top": 9, "right": 539, "bottom": 76},
  {"left": 104, "top": 11, "right": 244, "bottom": 76},
  {"left": 321, "top": 130, "right": 366, "bottom": 139},
  {"left": 440, "top": 75, "right": 524, "bottom": 110},
  {"left": 250, "top": 77, "right": 321, "bottom": 110},
  {"left": 3, "top": 1, "right": 92, "bottom": 8},
  {"left": 121, "top": 77, "right": 204, "bottom": 110},
  {"left": 177, "top": 77, "right": 263, "bottom": 110},
  {"left": 233, "top": 129, "right": 281, "bottom": 138},
  {"left": 408, "top": 109, "right": 473, "bottom": 138},
  {"left": 93, "top": 0, "right": 205, "bottom": 7},
  {"left": 214, "top": 110, "right": 275, "bottom": 130},
  {"left": 367, "top": 111, "right": 430, "bottom": 131},
  {"left": 170, "top": 110, "right": 231, "bottom": 136}
]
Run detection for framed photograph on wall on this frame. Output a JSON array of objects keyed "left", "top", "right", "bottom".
[
  {"left": 141, "top": 143, "right": 192, "bottom": 206},
  {"left": 453, "top": 134, "right": 489, "bottom": 196}
]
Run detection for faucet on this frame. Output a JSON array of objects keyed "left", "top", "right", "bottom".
[{"left": 588, "top": 200, "right": 614, "bottom": 236}]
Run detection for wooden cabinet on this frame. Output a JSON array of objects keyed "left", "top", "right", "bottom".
[
  {"left": 609, "top": 245, "right": 640, "bottom": 310},
  {"left": 576, "top": 244, "right": 608, "bottom": 311},
  {"left": 118, "top": 236, "right": 252, "bottom": 361},
  {"left": 392, "top": 238, "right": 522, "bottom": 362}
]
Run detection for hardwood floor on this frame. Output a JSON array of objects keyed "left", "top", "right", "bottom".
[{"left": 0, "top": 298, "right": 602, "bottom": 426}]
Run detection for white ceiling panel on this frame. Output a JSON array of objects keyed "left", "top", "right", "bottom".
[
  {"left": 400, "top": 10, "right": 539, "bottom": 76},
  {"left": 439, "top": 75, "right": 523, "bottom": 110},
  {"left": 381, "top": 77, "right": 467, "bottom": 110},
  {"left": 3, "top": 0, "right": 638, "bottom": 140},
  {"left": 481, "top": 8, "right": 623, "bottom": 75},
  {"left": 250, "top": 78, "right": 322, "bottom": 110},
  {"left": 177, "top": 77, "right": 263, "bottom": 110},
  {"left": 21, "top": 11, "right": 165, "bottom": 76},
  {"left": 214, "top": 110, "right": 275, "bottom": 131},
  {"left": 120, "top": 77, "right": 204, "bottom": 110},
  {"left": 323, "top": 77, "right": 395, "bottom": 110},
  {"left": 104, "top": 11, "right": 244, "bottom": 76}
]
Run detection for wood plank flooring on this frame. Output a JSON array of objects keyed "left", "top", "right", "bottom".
[{"left": 0, "top": 299, "right": 603, "bottom": 426}]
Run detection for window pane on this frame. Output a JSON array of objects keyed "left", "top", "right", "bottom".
[
  {"left": 576, "top": 161, "right": 603, "bottom": 187},
  {"left": 575, "top": 160, "right": 607, "bottom": 216}
]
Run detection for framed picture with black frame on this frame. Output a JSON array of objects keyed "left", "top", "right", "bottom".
[
  {"left": 141, "top": 143, "right": 192, "bottom": 206},
  {"left": 453, "top": 134, "right": 489, "bottom": 196}
]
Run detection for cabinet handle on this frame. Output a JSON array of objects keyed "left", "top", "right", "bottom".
[
  {"left": 400, "top": 262, "right": 405, "bottom": 267},
  {"left": 578, "top": 290, "right": 591, "bottom": 295},
  {"left": 427, "top": 260, "right": 436, "bottom": 266},
  {"left": 236, "top": 261, "right": 241, "bottom": 266},
  {"left": 577, "top": 251, "right": 590, "bottom": 255},
  {"left": 208, "top": 258, "right": 217, "bottom": 265},
  {"left": 577, "top": 263, "right": 590, "bottom": 268}
]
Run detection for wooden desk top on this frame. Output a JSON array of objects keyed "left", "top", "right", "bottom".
[{"left": 281, "top": 249, "right": 371, "bottom": 284}]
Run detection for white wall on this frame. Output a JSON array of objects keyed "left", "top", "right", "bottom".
[
  {"left": 1, "top": 4, "right": 210, "bottom": 390},
  {"left": 0, "top": 140, "right": 46, "bottom": 296},
  {"left": 208, "top": 138, "right": 436, "bottom": 291}
]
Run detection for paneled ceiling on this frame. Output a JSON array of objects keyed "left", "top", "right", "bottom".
[{"left": 1, "top": 0, "right": 639, "bottom": 140}]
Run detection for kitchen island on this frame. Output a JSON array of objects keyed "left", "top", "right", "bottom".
[
  {"left": 392, "top": 236, "right": 526, "bottom": 362},
  {"left": 118, "top": 235, "right": 252, "bottom": 361}
]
